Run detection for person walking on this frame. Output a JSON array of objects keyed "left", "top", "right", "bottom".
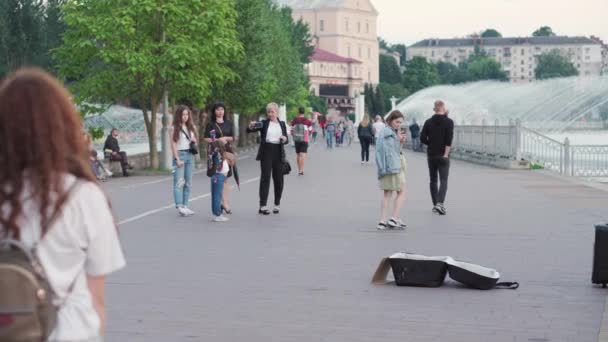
[
  {"left": 325, "top": 116, "right": 337, "bottom": 149},
  {"left": 420, "top": 100, "right": 454, "bottom": 215},
  {"left": 0, "top": 68, "right": 126, "bottom": 342},
  {"left": 311, "top": 112, "right": 321, "bottom": 143},
  {"left": 372, "top": 115, "right": 385, "bottom": 147},
  {"left": 204, "top": 102, "right": 236, "bottom": 215},
  {"left": 171, "top": 105, "right": 198, "bottom": 217},
  {"left": 207, "top": 140, "right": 235, "bottom": 222},
  {"left": 247, "top": 102, "right": 289, "bottom": 215},
  {"left": 290, "top": 107, "right": 312, "bottom": 176},
  {"left": 103, "top": 128, "right": 133, "bottom": 176},
  {"left": 409, "top": 118, "right": 421, "bottom": 152},
  {"left": 375, "top": 110, "right": 408, "bottom": 230},
  {"left": 357, "top": 115, "right": 374, "bottom": 164}
]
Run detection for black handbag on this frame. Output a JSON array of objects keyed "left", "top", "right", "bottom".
[
  {"left": 280, "top": 144, "right": 291, "bottom": 175},
  {"left": 181, "top": 128, "right": 198, "bottom": 155}
]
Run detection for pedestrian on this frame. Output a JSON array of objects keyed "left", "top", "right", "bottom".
[
  {"left": 357, "top": 115, "right": 374, "bottom": 164},
  {"left": 325, "top": 116, "right": 337, "bottom": 149},
  {"left": 372, "top": 115, "right": 385, "bottom": 147},
  {"left": 290, "top": 107, "right": 313, "bottom": 175},
  {"left": 171, "top": 105, "right": 198, "bottom": 217},
  {"left": 85, "top": 132, "right": 112, "bottom": 181},
  {"left": 207, "top": 140, "right": 235, "bottom": 222},
  {"left": 409, "top": 118, "right": 421, "bottom": 152},
  {"left": 375, "top": 110, "right": 408, "bottom": 230},
  {"left": 337, "top": 120, "right": 345, "bottom": 146},
  {"left": 311, "top": 112, "right": 321, "bottom": 143},
  {"left": 103, "top": 128, "right": 133, "bottom": 176},
  {"left": 204, "top": 102, "right": 236, "bottom": 215},
  {"left": 0, "top": 68, "right": 126, "bottom": 341},
  {"left": 420, "top": 100, "right": 454, "bottom": 215},
  {"left": 247, "top": 102, "right": 289, "bottom": 215}
]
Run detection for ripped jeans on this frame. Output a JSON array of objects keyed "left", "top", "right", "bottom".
[{"left": 173, "top": 150, "right": 194, "bottom": 208}]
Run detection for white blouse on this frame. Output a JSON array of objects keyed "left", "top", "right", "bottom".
[
  {"left": 266, "top": 121, "right": 282, "bottom": 144},
  {"left": 176, "top": 125, "right": 193, "bottom": 151}
]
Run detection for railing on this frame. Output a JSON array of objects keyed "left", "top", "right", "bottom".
[{"left": 452, "top": 121, "right": 608, "bottom": 177}]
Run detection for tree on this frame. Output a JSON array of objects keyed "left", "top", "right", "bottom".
[
  {"left": 56, "top": 0, "right": 242, "bottom": 168},
  {"left": 308, "top": 93, "right": 327, "bottom": 114},
  {"left": 533, "top": 26, "right": 556, "bottom": 37},
  {"left": 481, "top": 29, "right": 502, "bottom": 38},
  {"left": 281, "top": 7, "right": 314, "bottom": 64},
  {"left": 402, "top": 57, "right": 439, "bottom": 93},
  {"left": 464, "top": 47, "right": 508, "bottom": 82},
  {"left": 392, "top": 43, "right": 407, "bottom": 65},
  {"left": 436, "top": 61, "right": 458, "bottom": 84},
  {"left": 363, "top": 83, "right": 374, "bottom": 115},
  {"left": 379, "top": 54, "right": 402, "bottom": 84},
  {"left": 535, "top": 50, "right": 579, "bottom": 80},
  {"left": 373, "top": 84, "right": 385, "bottom": 116},
  {"left": 43, "top": 0, "right": 66, "bottom": 73},
  {"left": 378, "top": 82, "right": 409, "bottom": 112}
]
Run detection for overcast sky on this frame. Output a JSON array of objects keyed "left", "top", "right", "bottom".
[{"left": 373, "top": 0, "right": 608, "bottom": 46}]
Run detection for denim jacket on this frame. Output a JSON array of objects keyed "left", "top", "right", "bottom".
[{"left": 375, "top": 126, "right": 402, "bottom": 178}]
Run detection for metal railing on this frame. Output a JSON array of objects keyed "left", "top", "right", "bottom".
[{"left": 452, "top": 121, "right": 608, "bottom": 177}]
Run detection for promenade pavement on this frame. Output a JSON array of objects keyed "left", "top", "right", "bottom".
[{"left": 101, "top": 142, "right": 608, "bottom": 342}]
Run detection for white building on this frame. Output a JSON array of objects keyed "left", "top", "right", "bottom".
[{"left": 408, "top": 36, "right": 604, "bottom": 83}]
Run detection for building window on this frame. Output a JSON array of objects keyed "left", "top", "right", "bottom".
[
  {"left": 431, "top": 50, "right": 435, "bottom": 57},
  {"left": 521, "top": 76, "right": 525, "bottom": 80},
  {"left": 366, "top": 22, "right": 369, "bottom": 33},
  {"left": 521, "top": 68, "right": 524, "bottom": 72},
  {"left": 585, "top": 55, "right": 590, "bottom": 60},
  {"left": 358, "top": 45, "right": 362, "bottom": 58},
  {"left": 347, "top": 44, "right": 351, "bottom": 57},
  {"left": 521, "top": 60, "right": 524, "bottom": 65},
  {"left": 368, "top": 71, "right": 371, "bottom": 81},
  {"left": 320, "top": 19, "right": 324, "bottom": 32},
  {"left": 345, "top": 18, "right": 349, "bottom": 32},
  {"left": 368, "top": 47, "right": 371, "bottom": 59},
  {"left": 521, "top": 49, "right": 525, "bottom": 56},
  {"left": 357, "top": 22, "right": 361, "bottom": 33}
]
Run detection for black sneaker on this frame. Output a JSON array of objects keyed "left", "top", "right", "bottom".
[
  {"left": 387, "top": 218, "right": 406, "bottom": 230},
  {"left": 258, "top": 206, "right": 270, "bottom": 215},
  {"left": 436, "top": 203, "right": 447, "bottom": 215},
  {"left": 273, "top": 206, "right": 280, "bottom": 214}
]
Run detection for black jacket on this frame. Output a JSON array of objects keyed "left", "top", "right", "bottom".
[
  {"left": 103, "top": 135, "right": 120, "bottom": 153},
  {"left": 357, "top": 124, "right": 373, "bottom": 139},
  {"left": 247, "top": 119, "right": 289, "bottom": 161},
  {"left": 420, "top": 114, "right": 454, "bottom": 157},
  {"left": 409, "top": 123, "right": 421, "bottom": 138}
]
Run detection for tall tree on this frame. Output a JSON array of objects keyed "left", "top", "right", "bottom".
[
  {"left": 535, "top": 50, "right": 579, "bottom": 80},
  {"left": 363, "top": 83, "right": 374, "bottom": 115},
  {"left": 373, "top": 84, "right": 385, "bottom": 116},
  {"left": 280, "top": 7, "right": 314, "bottom": 64},
  {"left": 402, "top": 57, "right": 439, "bottom": 93},
  {"left": 392, "top": 43, "right": 407, "bottom": 65},
  {"left": 378, "top": 82, "right": 409, "bottom": 112},
  {"left": 56, "top": 0, "right": 242, "bottom": 168},
  {"left": 379, "top": 54, "right": 402, "bottom": 85},
  {"left": 43, "top": 0, "right": 66, "bottom": 73},
  {"left": 533, "top": 26, "right": 556, "bottom": 37},
  {"left": 481, "top": 29, "right": 502, "bottom": 38}
]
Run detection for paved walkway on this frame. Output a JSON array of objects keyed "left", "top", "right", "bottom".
[{"left": 102, "top": 142, "right": 608, "bottom": 342}]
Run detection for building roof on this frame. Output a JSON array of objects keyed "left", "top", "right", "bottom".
[
  {"left": 274, "top": 0, "right": 378, "bottom": 13},
  {"left": 410, "top": 36, "right": 600, "bottom": 48},
  {"left": 310, "top": 48, "right": 361, "bottom": 64}
]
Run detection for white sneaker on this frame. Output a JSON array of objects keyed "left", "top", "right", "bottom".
[
  {"left": 177, "top": 207, "right": 187, "bottom": 217},
  {"left": 106, "top": 170, "right": 113, "bottom": 177},
  {"left": 182, "top": 207, "right": 195, "bottom": 216},
  {"left": 213, "top": 215, "right": 229, "bottom": 222}
]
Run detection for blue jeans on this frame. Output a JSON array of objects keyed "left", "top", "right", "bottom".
[
  {"left": 173, "top": 151, "right": 194, "bottom": 207},
  {"left": 211, "top": 173, "right": 226, "bottom": 216},
  {"left": 326, "top": 132, "right": 334, "bottom": 148}
]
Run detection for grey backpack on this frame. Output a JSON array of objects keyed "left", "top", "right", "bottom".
[{"left": 0, "top": 183, "right": 79, "bottom": 341}]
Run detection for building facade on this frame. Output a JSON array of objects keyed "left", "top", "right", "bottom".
[
  {"left": 408, "top": 36, "right": 604, "bottom": 83},
  {"left": 276, "top": 0, "right": 379, "bottom": 114}
]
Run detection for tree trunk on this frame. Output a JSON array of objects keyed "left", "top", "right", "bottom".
[
  {"left": 142, "top": 106, "right": 159, "bottom": 169},
  {"left": 238, "top": 113, "right": 249, "bottom": 148}
]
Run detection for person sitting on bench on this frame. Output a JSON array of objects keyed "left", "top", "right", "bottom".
[{"left": 103, "top": 128, "right": 133, "bottom": 176}]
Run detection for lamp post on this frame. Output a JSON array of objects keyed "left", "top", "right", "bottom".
[{"left": 390, "top": 96, "right": 398, "bottom": 110}]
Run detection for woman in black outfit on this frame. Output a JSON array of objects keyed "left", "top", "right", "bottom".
[
  {"left": 247, "top": 102, "right": 289, "bottom": 215},
  {"left": 204, "top": 102, "right": 235, "bottom": 214},
  {"left": 357, "top": 115, "right": 374, "bottom": 164}
]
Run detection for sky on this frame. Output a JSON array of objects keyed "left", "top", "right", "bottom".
[{"left": 373, "top": 0, "right": 608, "bottom": 46}]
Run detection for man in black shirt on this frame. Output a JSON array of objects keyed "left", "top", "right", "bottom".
[
  {"left": 103, "top": 128, "right": 133, "bottom": 176},
  {"left": 420, "top": 100, "right": 454, "bottom": 215}
]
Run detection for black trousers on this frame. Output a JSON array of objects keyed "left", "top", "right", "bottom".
[
  {"left": 428, "top": 156, "right": 450, "bottom": 205},
  {"left": 110, "top": 151, "right": 129, "bottom": 175},
  {"left": 259, "top": 144, "right": 284, "bottom": 207},
  {"left": 360, "top": 136, "right": 372, "bottom": 161}
]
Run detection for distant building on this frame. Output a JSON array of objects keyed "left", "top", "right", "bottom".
[
  {"left": 408, "top": 36, "right": 604, "bottom": 83},
  {"left": 590, "top": 36, "right": 608, "bottom": 75},
  {"left": 275, "top": 0, "right": 379, "bottom": 114}
]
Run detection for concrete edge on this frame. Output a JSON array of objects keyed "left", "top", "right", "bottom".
[{"left": 599, "top": 296, "right": 608, "bottom": 342}]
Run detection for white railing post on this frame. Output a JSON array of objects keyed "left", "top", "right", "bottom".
[
  {"left": 481, "top": 118, "right": 487, "bottom": 153},
  {"left": 564, "top": 138, "right": 571, "bottom": 176},
  {"left": 515, "top": 119, "right": 522, "bottom": 161}
]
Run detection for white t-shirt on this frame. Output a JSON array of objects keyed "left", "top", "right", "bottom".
[
  {"left": 373, "top": 122, "right": 386, "bottom": 138},
  {"left": 176, "top": 125, "right": 194, "bottom": 151},
  {"left": 266, "top": 121, "right": 282, "bottom": 144},
  {"left": 220, "top": 160, "right": 230, "bottom": 176},
  {"left": 13, "top": 175, "right": 126, "bottom": 341}
]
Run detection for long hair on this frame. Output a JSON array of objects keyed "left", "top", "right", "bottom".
[
  {"left": 0, "top": 68, "right": 99, "bottom": 239},
  {"left": 172, "top": 105, "right": 196, "bottom": 143},
  {"left": 360, "top": 115, "right": 370, "bottom": 127}
]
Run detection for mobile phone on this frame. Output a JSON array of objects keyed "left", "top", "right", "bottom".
[{"left": 253, "top": 122, "right": 263, "bottom": 129}]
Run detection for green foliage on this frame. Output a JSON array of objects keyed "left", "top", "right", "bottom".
[
  {"left": 434, "top": 49, "right": 507, "bottom": 84},
  {"left": 378, "top": 82, "right": 409, "bottom": 113},
  {"left": 392, "top": 44, "right": 407, "bottom": 65},
  {"left": 308, "top": 93, "right": 328, "bottom": 114},
  {"left": 0, "top": 0, "right": 44, "bottom": 76},
  {"left": 56, "top": 0, "right": 242, "bottom": 167},
  {"left": 481, "top": 29, "right": 502, "bottom": 38},
  {"left": 533, "top": 26, "right": 556, "bottom": 37},
  {"left": 402, "top": 57, "right": 439, "bottom": 93},
  {"left": 280, "top": 7, "right": 314, "bottom": 64},
  {"left": 535, "top": 50, "right": 579, "bottom": 80},
  {"left": 379, "top": 54, "right": 402, "bottom": 85}
]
